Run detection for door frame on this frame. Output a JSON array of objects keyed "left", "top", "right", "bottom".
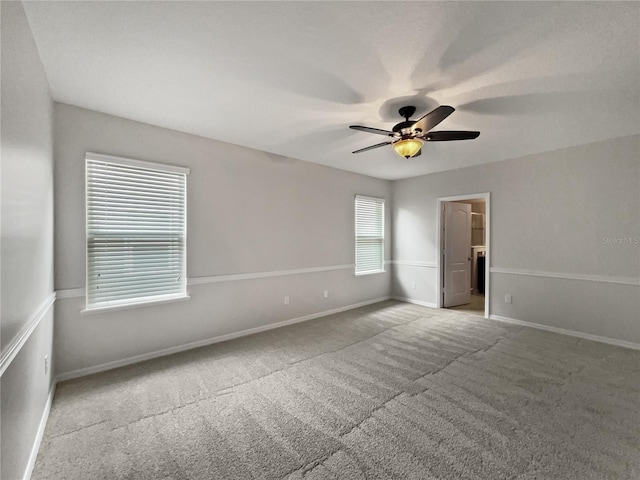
[{"left": 436, "top": 192, "right": 491, "bottom": 318}]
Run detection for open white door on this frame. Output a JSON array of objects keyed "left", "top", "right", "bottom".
[{"left": 443, "top": 202, "right": 472, "bottom": 307}]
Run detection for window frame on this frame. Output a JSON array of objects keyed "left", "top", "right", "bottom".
[
  {"left": 354, "top": 194, "right": 386, "bottom": 276},
  {"left": 84, "top": 152, "right": 190, "bottom": 312}
]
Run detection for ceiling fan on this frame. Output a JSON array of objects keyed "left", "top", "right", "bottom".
[{"left": 349, "top": 105, "right": 480, "bottom": 159}]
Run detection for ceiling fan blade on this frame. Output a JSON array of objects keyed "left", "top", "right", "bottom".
[
  {"left": 426, "top": 131, "right": 480, "bottom": 141},
  {"left": 349, "top": 125, "right": 395, "bottom": 137},
  {"left": 411, "top": 105, "right": 455, "bottom": 134},
  {"left": 352, "top": 141, "right": 392, "bottom": 154}
]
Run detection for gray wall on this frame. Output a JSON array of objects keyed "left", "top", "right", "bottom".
[
  {"left": 54, "top": 103, "right": 391, "bottom": 375},
  {"left": 1, "top": 1, "right": 55, "bottom": 479},
  {"left": 391, "top": 134, "right": 640, "bottom": 343}
]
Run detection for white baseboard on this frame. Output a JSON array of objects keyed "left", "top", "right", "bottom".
[
  {"left": 57, "top": 296, "right": 392, "bottom": 382},
  {"left": 391, "top": 261, "right": 437, "bottom": 268},
  {"left": 392, "top": 296, "right": 437, "bottom": 309},
  {"left": 489, "top": 314, "right": 640, "bottom": 351},
  {"left": 23, "top": 382, "right": 56, "bottom": 480}
]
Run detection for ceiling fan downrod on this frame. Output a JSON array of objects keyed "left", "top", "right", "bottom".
[{"left": 398, "top": 106, "right": 416, "bottom": 122}]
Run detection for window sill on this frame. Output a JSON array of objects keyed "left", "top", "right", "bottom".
[
  {"left": 355, "top": 269, "right": 386, "bottom": 276},
  {"left": 81, "top": 294, "right": 191, "bottom": 315}
]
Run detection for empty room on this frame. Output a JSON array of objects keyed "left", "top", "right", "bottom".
[{"left": 2, "top": 1, "right": 639, "bottom": 479}]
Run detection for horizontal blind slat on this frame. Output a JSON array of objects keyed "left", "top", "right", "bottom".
[
  {"left": 89, "top": 170, "right": 186, "bottom": 186},
  {"left": 89, "top": 265, "right": 182, "bottom": 275},
  {"left": 87, "top": 209, "right": 185, "bottom": 218},
  {"left": 88, "top": 161, "right": 186, "bottom": 179},
  {"left": 91, "top": 277, "right": 183, "bottom": 291},
  {"left": 87, "top": 249, "right": 184, "bottom": 256},
  {"left": 88, "top": 197, "right": 185, "bottom": 209},
  {"left": 89, "top": 285, "right": 185, "bottom": 302},
  {"left": 89, "top": 292, "right": 186, "bottom": 309},
  {"left": 90, "top": 281, "right": 185, "bottom": 295}
]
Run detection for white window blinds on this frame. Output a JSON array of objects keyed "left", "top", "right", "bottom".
[
  {"left": 86, "top": 154, "right": 189, "bottom": 310},
  {"left": 355, "top": 195, "right": 385, "bottom": 275}
]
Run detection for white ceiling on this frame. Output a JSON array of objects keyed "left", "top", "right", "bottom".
[{"left": 22, "top": 1, "right": 640, "bottom": 180}]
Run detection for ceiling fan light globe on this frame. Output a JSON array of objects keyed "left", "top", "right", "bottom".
[{"left": 393, "top": 138, "right": 423, "bottom": 159}]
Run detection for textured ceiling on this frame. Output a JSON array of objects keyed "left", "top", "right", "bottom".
[{"left": 22, "top": 1, "right": 640, "bottom": 180}]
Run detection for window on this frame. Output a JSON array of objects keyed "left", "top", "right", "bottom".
[
  {"left": 355, "top": 195, "right": 385, "bottom": 275},
  {"left": 85, "top": 153, "right": 189, "bottom": 310}
]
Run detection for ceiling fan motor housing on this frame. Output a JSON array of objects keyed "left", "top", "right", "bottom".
[
  {"left": 394, "top": 106, "right": 421, "bottom": 134},
  {"left": 392, "top": 120, "right": 416, "bottom": 134}
]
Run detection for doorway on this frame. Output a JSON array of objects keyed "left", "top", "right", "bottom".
[{"left": 436, "top": 193, "right": 490, "bottom": 318}]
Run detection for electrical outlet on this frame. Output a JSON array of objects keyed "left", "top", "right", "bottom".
[
  {"left": 284, "top": 296, "right": 290, "bottom": 305},
  {"left": 505, "top": 295, "right": 512, "bottom": 304},
  {"left": 44, "top": 355, "right": 49, "bottom": 375},
  {"left": 323, "top": 290, "right": 329, "bottom": 298},
  {"left": 411, "top": 282, "right": 417, "bottom": 290}
]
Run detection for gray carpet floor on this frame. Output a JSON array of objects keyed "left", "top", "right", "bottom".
[{"left": 32, "top": 300, "right": 640, "bottom": 480}]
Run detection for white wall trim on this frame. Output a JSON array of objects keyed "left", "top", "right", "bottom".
[
  {"left": 22, "top": 382, "right": 56, "bottom": 480},
  {"left": 188, "top": 264, "right": 355, "bottom": 285},
  {"left": 56, "top": 296, "right": 391, "bottom": 382},
  {"left": 56, "top": 264, "right": 359, "bottom": 298},
  {"left": 489, "top": 314, "right": 640, "bottom": 351},
  {"left": 56, "top": 287, "right": 85, "bottom": 299},
  {"left": 0, "top": 293, "right": 56, "bottom": 377},
  {"left": 490, "top": 267, "right": 640, "bottom": 286},
  {"left": 391, "top": 260, "right": 437, "bottom": 268},
  {"left": 392, "top": 296, "right": 437, "bottom": 309}
]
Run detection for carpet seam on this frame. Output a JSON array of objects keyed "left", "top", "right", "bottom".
[{"left": 336, "top": 336, "right": 507, "bottom": 441}]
